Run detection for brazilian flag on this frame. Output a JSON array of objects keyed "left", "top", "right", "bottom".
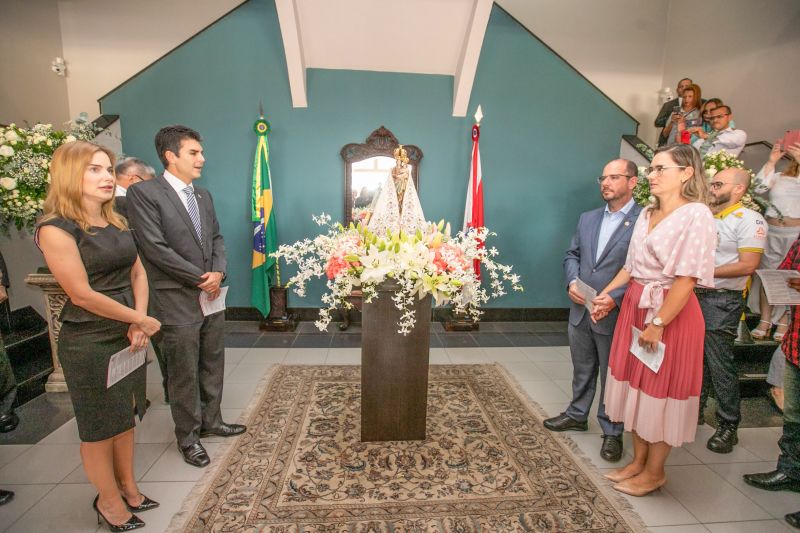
[{"left": 251, "top": 118, "right": 278, "bottom": 317}]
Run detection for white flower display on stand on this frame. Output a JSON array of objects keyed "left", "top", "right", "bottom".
[
  {"left": 273, "top": 214, "right": 523, "bottom": 334},
  {"left": 0, "top": 118, "right": 97, "bottom": 231}
]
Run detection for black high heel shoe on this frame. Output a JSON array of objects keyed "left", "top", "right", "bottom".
[
  {"left": 122, "top": 493, "right": 160, "bottom": 512},
  {"left": 92, "top": 495, "right": 145, "bottom": 532}
]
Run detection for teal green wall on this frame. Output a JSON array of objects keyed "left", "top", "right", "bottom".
[{"left": 101, "top": 0, "right": 636, "bottom": 309}]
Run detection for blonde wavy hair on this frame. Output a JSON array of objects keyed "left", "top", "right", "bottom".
[
  {"left": 651, "top": 144, "right": 709, "bottom": 209},
  {"left": 40, "top": 141, "right": 127, "bottom": 232}
]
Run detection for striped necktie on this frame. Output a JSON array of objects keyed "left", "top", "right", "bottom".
[{"left": 182, "top": 185, "right": 203, "bottom": 244}]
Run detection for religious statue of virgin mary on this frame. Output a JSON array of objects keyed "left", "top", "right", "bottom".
[{"left": 366, "top": 145, "right": 427, "bottom": 235}]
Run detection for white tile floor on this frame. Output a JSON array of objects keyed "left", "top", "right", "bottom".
[{"left": 0, "top": 344, "right": 796, "bottom": 532}]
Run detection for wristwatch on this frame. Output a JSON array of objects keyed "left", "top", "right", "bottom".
[{"left": 652, "top": 317, "right": 665, "bottom": 328}]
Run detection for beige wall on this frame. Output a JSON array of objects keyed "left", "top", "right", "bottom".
[
  {"left": 58, "top": 0, "right": 245, "bottom": 118},
  {"left": 497, "top": 0, "right": 671, "bottom": 145},
  {"left": 662, "top": 0, "right": 800, "bottom": 147},
  {"left": 0, "top": 0, "right": 70, "bottom": 126}
]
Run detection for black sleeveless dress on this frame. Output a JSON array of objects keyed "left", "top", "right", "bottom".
[{"left": 36, "top": 217, "right": 147, "bottom": 442}]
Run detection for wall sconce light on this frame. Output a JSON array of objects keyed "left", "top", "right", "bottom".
[{"left": 51, "top": 57, "right": 66, "bottom": 77}]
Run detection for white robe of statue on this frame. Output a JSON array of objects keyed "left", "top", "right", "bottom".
[{"left": 367, "top": 170, "right": 427, "bottom": 236}]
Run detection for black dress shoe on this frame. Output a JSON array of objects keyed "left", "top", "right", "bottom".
[
  {"left": 543, "top": 413, "right": 588, "bottom": 432},
  {"left": 122, "top": 493, "right": 160, "bottom": 512},
  {"left": 93, "top": 495, "right": 145, "bottom": 531},
  {"left": 706, "top": 422, "right": 738, "bottom": 454},
  {"left": 600, "top": 435, "right": 623, "bottom": 462},
  {"left": 0, "top": 412, "right": 19, "bottom": 433},
  {"left": 0, "top": 489, "right": 14, "bottom": 506},
  {"left": 786, "top": 510, "right": 800, "bottom": 529},
  {"left": 743, "top": 470, "right": 800, "bottom": 492},
  {"left": 199, "top": 423, "right": 246, "bottom": 438},
  {"left": 179, "top": 442, "right": 210, "bottom": 468}
]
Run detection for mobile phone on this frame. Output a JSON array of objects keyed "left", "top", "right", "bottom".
[{"left": 781, "top": 129, "right": 800, "bottom": 149}]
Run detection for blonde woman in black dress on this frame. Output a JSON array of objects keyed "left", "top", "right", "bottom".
[{"left": 36, "top": 141, "right": 161, "bottom": 531}]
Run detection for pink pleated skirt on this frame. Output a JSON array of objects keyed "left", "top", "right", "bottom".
[{"left": 604, "top": 280, "right": 705, "bottom": 447}]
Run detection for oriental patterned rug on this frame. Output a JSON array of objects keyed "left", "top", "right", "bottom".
[{"left": 167, "top": 364, "right": 646, "bottom": 533}]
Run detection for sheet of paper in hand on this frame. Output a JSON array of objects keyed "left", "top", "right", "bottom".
[
  {"left": 756, "top": 270, "right": 800, "bottom": 305},
  {"left": 107, "top": 346, "right": 146, "bottom": 388},
  {"left": 199, "top": 285, "right": 229, "bottom": 316},
  {"left": 630, "top": 326, "right": 666, "bottom": 374},
  {"left": 575, "top": 278, "right": 597, "bottom": 312}
]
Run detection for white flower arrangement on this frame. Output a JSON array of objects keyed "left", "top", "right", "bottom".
[
  {"left": 633, "top": 148, "right": 767, "bottom": 214},
  {"left": 273, "top": 214, "right": 523, "bottom": 334},
  {"left": 0, "top": 117, "right": 97, "bottom": 231},
  {"left": 702, "top": 151, "right": 768, "bottom": 214}
]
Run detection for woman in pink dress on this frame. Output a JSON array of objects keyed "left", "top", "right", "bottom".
[{"left": 590, "top": 144, "right": 717, "bottom": 496}]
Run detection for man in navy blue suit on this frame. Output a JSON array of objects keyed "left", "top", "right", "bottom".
[{"left": 544, "top": 159, "right": 642, "bottom": 463}]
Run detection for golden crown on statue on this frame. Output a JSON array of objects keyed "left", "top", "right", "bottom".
[{"left": 393, "top": 144, "right": 410, "bottom": 166}]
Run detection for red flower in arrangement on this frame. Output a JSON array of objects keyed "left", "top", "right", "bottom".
[
  {"left": 433, "top": 244, "right": 469, "bottom": 273},
  {"left": 325, "top": 254, "right": 349, "bottom": 279}
]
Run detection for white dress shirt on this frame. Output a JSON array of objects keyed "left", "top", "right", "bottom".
[
  {"left": 596, "top": 197, "right": 635, "bottom": 262},
  {"left": 115, "top": 184, "right": 127, "bottom": 197},
  {"left": 163, "top": 170, "right": 194, "bottom": 212},
  {"left": 693, "top": 127, "right": 747, "bottom": 157}
]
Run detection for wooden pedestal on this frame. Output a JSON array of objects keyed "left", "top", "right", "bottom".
[
  {"left": 25, "top": 272, "right": 69, "bottom": 392},
  {"left": 361, "top": 283, "right": 430, "bottom": 442}
]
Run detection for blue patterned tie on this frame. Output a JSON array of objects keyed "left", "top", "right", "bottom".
[{"left": 183, "top": 186, "right": 202, "bottom": 244}]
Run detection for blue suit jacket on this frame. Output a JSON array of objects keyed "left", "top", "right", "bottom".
[{"left": 563, "top": 202, "right": 642, "bottom": 335}]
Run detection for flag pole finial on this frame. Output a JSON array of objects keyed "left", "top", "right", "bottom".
[{"left": 474, "top": 105, "right": 483, "bottom": 125}]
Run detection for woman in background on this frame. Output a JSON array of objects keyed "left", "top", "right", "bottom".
[
  {"left": 749, "top": 139, "right": 800, "bottom": 411},
  {"left": 591, "top": 144, "right": 716, "bottom": 496},
  {"left": 663, "top": 84, "right": 702, "bottom": 145},
  {"left": 36, "top": 141, "right": 161, "bottom": 531}
]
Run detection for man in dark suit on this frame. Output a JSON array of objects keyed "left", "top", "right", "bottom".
[
  {"left": 543, "top": 159, "right": 642, "bottom": 463},
  {"left": 654, "top": 77, "right": 693, "bottom": 146},
  {"left": 127, "top": 125, "right": 245, "bottom": 468}
]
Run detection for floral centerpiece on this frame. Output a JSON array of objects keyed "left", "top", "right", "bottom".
[
  {"left": 633, "top": 147, "right": 769, "bottom": 214},
  {"left": 273, "top": 214, "right": 523, "bottom": 334},
  {"left": 0, "top": 116, "right": 98, "bottom": 231}
]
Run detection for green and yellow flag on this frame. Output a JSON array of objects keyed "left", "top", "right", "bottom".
[{"left": 251, "top": 118, "right": 278, "bottom": 317}]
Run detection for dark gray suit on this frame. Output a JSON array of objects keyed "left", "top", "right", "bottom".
[
  {"left": 126, "top": 175, "right": 227, "bottom": 448},
  {"left": 563, "top": 202, "right": 641, "bottom": 435}
]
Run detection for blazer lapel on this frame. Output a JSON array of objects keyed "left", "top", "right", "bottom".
[
  {"left": 158, "top": 176, "right": 203, "bottom": 250},
  {"left": 589, "top": 209, "right": 603, "bottom": 266},
  {"left": 595, "top": 205, "right": 640, "bottom": 266}
]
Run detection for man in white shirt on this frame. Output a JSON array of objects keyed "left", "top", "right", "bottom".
[
  {"left": 115, "top": 157, "right": 155, "bottom": 196},
  {"left": 126, "top": 126, "right": 245, "bottom": 468},
  {"left": 692, "top": 105, "right": 747, "bottom": 157},
  {"left": 697, "top": 167, "right": 767, "bottom": 453},
  {"left": 114, "top": 157, "right": 156, "bottom": 217}
]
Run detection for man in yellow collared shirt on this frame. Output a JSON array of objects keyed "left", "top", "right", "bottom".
[{"left": 698, "top": 167, "right": 767, "bottom": 453}]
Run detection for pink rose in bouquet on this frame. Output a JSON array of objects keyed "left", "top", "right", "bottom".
[
  {"left": 325, "top": 254, "right": 349, "bottom": 279},
  {"left": 433, "top": 243, "right": 469, "bottom": 273}
]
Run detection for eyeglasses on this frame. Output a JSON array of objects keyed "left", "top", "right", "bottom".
[
  {"left": 596, "top": 174, "right": 633, "bottom": 183},
  {"left": 120, "top": 173, "right": 143, "bottom": 182},
  {"left": 645, "top": 166, "right": 687, "bottom": 176},
  {"left": 707, "top": 113, "right": 729, "bottom": 120},
  {"left": 709, "top": 181, "right": 733, "bottom": 190}
]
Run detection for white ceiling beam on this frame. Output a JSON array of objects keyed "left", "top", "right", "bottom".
[
  {"left": 275, "top": 0, "right": 307, "bottom": 108},
  {"left": 452, "top": 0, "right": 493, "bottom": 117}
]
